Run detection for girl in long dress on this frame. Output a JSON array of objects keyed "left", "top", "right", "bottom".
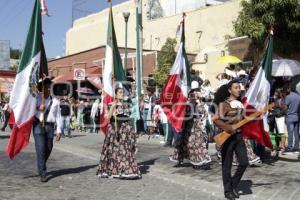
[
  {"left": 97, "top": 87, "right": 141, "bottom": 179},
  {"left": 170, "top": 90, "right": 212, "bottom": 168}
]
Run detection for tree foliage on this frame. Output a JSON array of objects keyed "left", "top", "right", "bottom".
[
  {"left": 154, "top": 38, "right": 177, "bottom": 87},
  {"left": 234, "top": 0, "right": 300, "bottom": 56},
  {"left": 10, "top": 48, "right": 21, "bottom": 59}
]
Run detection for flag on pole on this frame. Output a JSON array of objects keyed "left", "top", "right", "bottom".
[
  {"left": 241, "top": 31, "right": 274, "bottom": 149},
  {"left": 100, "top": 1, "right": 127, "bottom": 134},
  {"left": 159, "top": 14, "right": 191, "bottom": 132},
  {"left": 40, "top": 0, "right": 49, "bottom": 16},
  {"left": 7, "top": 0, "right": 48, "bottom": 159}
]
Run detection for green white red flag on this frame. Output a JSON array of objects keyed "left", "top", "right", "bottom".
[
  {"left": 242, "top": 31, "right": 274, "bottom": 149},
  {"left": 7, "top": 0, "right": 48, "bottom": 159},
  {"left": 159, "top": 15, "right": 191, "bottom": 132},
  {"left": 100, "top": 1, "right": 127, "bottom": 134}
]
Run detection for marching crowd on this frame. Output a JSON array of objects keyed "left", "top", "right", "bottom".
[{"left": 1, "top": 62, "right": 300, "bottom": 199}]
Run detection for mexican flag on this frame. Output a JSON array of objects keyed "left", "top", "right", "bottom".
[
  {"left": 7, "top": 0, "right": 48, "bottom": 159},
  {"left": 159, "top": 15, "right": 191, "bottom": 132},
  {"left": 241, "top": 33, "right": 273, "bottom": 149},
  {"left": 100, "top": 1, "right": 127, "bottom": 134}
]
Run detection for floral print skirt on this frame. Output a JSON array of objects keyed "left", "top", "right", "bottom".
[
  {"left": 170, "top": 129, "right": 212, "bottom": 166},
  {"left": 233, "top": 138, "right": 261, "bottom": 164},
  {"left": 97, "top": 122, "right": 141, "bottom": 179}
]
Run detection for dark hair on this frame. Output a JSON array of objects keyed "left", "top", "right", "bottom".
[
  {"left": 283, "top": 83, "right": 296, "bottom": 93},
  {"left": 213, "top": 84, "right": 230, "bottom": 106},
  {"left": 229, "top": 64, "right": 235, "bottom": 70},
  {"left": 227, "top": 79, "right": 240, "bottom": 90},
  {"left": 211, "top": 80, "right": 241, "bottom": 114},
  {"left": 290, "top": 84, "right": 296, "bottom": 92},
  {"left": 275, "top": 88, "right": 284, "bottom": 98},
  {"left": 115, "top": 87, "right": 123, "bottom": 94},
  {"left": 237, "top": 62, "right": 243, "bottom": 68}
]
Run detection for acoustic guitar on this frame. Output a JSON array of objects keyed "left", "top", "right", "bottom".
[{"left": 214, "top": 103, "right": 275, "bottom": 146}]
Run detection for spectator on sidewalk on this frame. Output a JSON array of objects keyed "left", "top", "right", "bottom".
[
  {"left": 191, "top": 69, "right": 203, "bottom": 86},
  {"left": 144, "top": 89, "right": 156, "bottom": 134},
  {"left": 60, "top": 98, "right": 71, "bottom": 138},
  {"left": 77, "top": 100, "right": 85, "bottom": 131},
  {"left": 153, "top": 100, "right": 168, "bottom": 143},
  {"left": 69, "top": 97, "right": 78, "bottom": 131},
  {"left": 83, "top": 99, "right": 92, "bottom": 133},
  {"left": 90, "top": 99, "right": 100, "bottom": 133},
  {"left": 1, "top": 102, "right": 11, "bottom": 131},
  {"left": 272, "top": 88, "right": 287, "bottom": 151},
  {"left": 216, "top": 73, "right": 230, "bottom": 88},
  {"left": 94, "top": 103, "right": 101, "bottom": 134},
  {"left": 284, "top": 85, "right": 300, "bottom": 153}
]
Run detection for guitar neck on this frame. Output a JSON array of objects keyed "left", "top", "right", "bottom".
[{"left": 232, "top": 103, "right": 274, "bottom": 130}]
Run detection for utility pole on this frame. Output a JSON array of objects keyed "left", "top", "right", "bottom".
[
  {"left": 135, "top": 0, "right": 143, "bottom": 97},
  {"left": 123, "top": 12, "right": 130, "bottom": 78}
]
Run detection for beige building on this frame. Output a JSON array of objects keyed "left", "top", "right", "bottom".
[{"left": 66, "top": 0, "right": 242, "bottom": 87}]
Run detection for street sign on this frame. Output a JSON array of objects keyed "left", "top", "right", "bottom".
[{"left": 74, "top": 68, "right": 85, "bottom": 80}]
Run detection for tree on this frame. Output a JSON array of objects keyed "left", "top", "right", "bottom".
[
  {"left": 154, "top": 38, "right": 177, "bottom": 87},
  {"left": 10, "top": 48, "right": 21, "bottom": 59},
  {"left": 233, "top": 0, "right": 300, "bottom": 59},
  {"left": 9, "top": 48, "right": 21, "bottom": 71}
]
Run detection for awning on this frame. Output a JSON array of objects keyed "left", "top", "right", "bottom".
[
  {"left": 52, "top": 67, "right": 101, "bottom": 82},
  {"left": 0, "top": 77, "right": 15, "bottom": 93},
  {"left": 87, "top": 76, "right": 102, "bottom": 89}
]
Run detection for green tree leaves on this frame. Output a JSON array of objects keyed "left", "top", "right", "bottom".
[
  {"left": 154, "top": 38, "right": 177, "bottom": 87},
  {"left": 234, "top": 0, "right": 300, "bottom": 56}
]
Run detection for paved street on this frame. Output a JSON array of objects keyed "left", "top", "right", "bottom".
[{"left": 1, "top": 130, "right": 300, "bottom": 200}]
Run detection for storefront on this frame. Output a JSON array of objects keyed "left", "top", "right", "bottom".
[
  {"left": 48, "top": 46, "right": 158, "bottom": 98},
  {"left": 0, "top": 70, "right": 16, "bottom": 101}
]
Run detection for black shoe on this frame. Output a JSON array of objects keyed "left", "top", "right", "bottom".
[
  {"left": 173, "top": 161, "right": 183, "bottom": 167},
  {"left": 225, "top": 192, "right": 236, "bottom": 200},
  {"left": 40, "top": 176, "right": 48, "bottom": 182},
  {"left": 233, "top": 189, "right": 239, "bottom": 198}
]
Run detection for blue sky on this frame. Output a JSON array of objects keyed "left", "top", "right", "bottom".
[{"left": 0, "top": 0, "right": 127, "bottom": 58}]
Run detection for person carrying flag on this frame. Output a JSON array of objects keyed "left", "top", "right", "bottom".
[
  {"left": 97, "top": 0, "right": 141, "bottom": 179},
  {"left": 33, "top": 78, "right": 62, "bottom": 182},
  {"left": 5, "top": 0, "right": 61, "bottom": 182}
]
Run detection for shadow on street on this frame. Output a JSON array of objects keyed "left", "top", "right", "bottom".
[
  {"left": 138, "top": 158, "right": 159, "bottom": 174},
  {"left": 47, "top": 164, "right": 98, "bottom": 181},
  {"left": 0, "top": 135, "right": 10, "bottom": 139}
]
